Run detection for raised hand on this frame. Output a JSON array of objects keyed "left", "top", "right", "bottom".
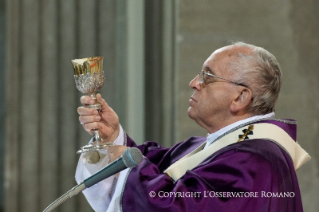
[{"left": 78, "top": 93, "right": 120, "bottom": 143}]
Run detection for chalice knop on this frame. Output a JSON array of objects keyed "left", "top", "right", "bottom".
[{"left": 72, "top": 56, "right": 112, "bottom": 154}]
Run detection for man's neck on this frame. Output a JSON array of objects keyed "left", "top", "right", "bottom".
[
  {"left": 206, "top": 113, "right": 254, "bottom": 134},
  {"left": 204, "top": 112, "right": 275, "bottom": 148}
]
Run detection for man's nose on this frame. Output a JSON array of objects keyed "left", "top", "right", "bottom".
[{"left": 189, "top": 75, "right": 201, "bottom": 90}]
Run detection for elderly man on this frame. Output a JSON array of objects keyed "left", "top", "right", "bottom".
[{"left": 76, "top": 42, "right": 310, "bottom": 212}]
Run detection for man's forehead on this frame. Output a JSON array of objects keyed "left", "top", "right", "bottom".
[
  {"left": 203, "top": 45, "right": 253, "bottom": 72},
  {"left": 202, "top": 47, "right": 230, "bottom": 73}
]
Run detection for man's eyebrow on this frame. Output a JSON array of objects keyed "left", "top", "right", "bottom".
[{"left": 203, "top": 66, "right": 215, "bottom": 75}]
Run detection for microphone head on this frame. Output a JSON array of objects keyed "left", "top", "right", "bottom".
[{"left": 122, "top": 147, "right": 143, "bottom": 168}]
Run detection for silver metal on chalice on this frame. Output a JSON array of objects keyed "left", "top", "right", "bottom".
[{"left": 71, "top": 56, "right": 113, "bottom": 154}]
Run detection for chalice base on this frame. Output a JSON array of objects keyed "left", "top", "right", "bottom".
[{"left": 77, "top": 142, "right": 114, "bottom": 154}]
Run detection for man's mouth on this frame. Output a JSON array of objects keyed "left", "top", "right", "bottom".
[{"left": 190, "top": 97, "right": 197, "bottom": 102}]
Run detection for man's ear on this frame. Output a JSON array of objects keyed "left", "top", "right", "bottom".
[{"left": 230, "top": 88, "right": 253, "bottom": 114}]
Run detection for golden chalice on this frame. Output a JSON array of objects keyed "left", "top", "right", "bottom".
[{"left": 72, "top": 57, "right": 112, "bottom": 154}]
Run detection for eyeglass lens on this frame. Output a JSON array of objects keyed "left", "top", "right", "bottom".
[{"left": 199, "top": 70, "right": 204, "bottom": 84}]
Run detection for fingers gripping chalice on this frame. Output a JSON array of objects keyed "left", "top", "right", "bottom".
[{"left": 72, "top": 57, "right": 112, "bottom": 154}]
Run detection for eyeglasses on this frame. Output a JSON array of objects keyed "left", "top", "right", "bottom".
[{"left": 198, "top": 70, "right": 249, "bottom": 88}]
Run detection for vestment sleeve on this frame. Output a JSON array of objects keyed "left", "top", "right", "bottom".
[{"left": 75, "top": 126, "right": 125, "bottom": 212}]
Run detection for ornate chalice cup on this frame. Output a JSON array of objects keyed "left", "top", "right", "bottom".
[{"left": 72, "top": 56, "right": 112, "bottom": 154}]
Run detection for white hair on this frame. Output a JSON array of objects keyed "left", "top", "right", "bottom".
[{"left": 228, "top": 42, "right": 282, "bottom": 115}]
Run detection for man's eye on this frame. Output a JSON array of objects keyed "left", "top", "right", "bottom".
[{"left": 205, "top": 75, "right": 215, "bottom": 83}]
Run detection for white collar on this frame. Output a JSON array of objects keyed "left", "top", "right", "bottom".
[{"left": 204, "top": 112, "right": 275, "bottom": 149}]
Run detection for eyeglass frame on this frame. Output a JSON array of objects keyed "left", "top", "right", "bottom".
[{"left": 198, "top": 70, "right": 249, "bottom": 88}]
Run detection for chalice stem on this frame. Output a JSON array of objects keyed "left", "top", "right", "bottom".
[
  {"left": 92, "top": 130, "right": 101, "bottom": 143},
  {"left": 88, "top": 92, "right": 97, "bottom": 102},
  {"left": 85, "top": 93, "right": 102, "bottom": 143},
  {"left": 85, "top": 92, "right": 101, "bottom": 110}
]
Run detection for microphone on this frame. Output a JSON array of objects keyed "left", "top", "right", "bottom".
[
  {"left": 43, "top": 147, "right": 143, "bottom": 212},
  {"left": 83, "top": 147, "right": 143, "bottom": 188}
]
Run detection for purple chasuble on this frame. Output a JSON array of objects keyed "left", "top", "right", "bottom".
[{"left": 121, "top": 120, "right": 303, "bottom": 212}]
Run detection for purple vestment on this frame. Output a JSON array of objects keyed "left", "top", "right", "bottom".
[{"left": 121, "top": 120, "right": 303, "bottom": 212}]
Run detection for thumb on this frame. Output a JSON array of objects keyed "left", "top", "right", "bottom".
[{"left": 96, "top": 93, "right": 110, "bottom": 112}]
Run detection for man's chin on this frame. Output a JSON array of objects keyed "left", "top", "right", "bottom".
[{"left": 187, "top": 107, "right": 196, "bottom": 120}]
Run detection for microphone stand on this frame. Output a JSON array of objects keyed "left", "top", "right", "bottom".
[
  {"left": 43, "top": 147, "right": 143, "bottom": 211},
  {"left": 43, "top": 183, "right": 86, "bottom": 212}
]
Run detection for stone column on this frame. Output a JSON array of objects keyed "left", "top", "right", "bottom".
[{"left": 4, "top": 0, "right": 145, "bottom": 211}]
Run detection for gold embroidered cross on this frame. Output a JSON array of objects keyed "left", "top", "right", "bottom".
[{"left": 237, "top": 125, "right": 254, "bottom": 142}]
